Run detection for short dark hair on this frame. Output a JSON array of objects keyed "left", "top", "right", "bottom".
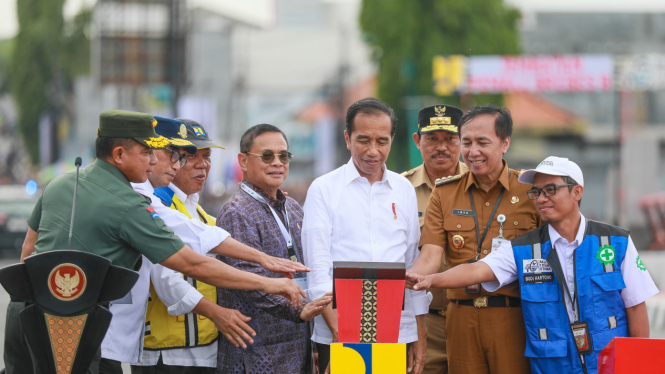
[
  {"left": 240, "top": 124, "right": 289, "bottom": 153},
  {"left": 563, "top": 175, "right": 582, "bottom": 207},
  {"left": 345, "top": 97, "right": 397, "bottom": 137},
  {"left": 94, "top": 136, "right": 138, "bottom": 160},
  {"left": 458, "top": 104, "right": 513, "bottom": 141}
]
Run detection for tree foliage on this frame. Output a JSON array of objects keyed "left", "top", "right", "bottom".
[
  {"left": 360, "top": 0, "right": 521, "bottom": 171},
  {"left": 10, "top": 1, "right": 91, "bottom": 165},
  {"left": 11, "top": 0, "right": 65, "bottom": 164}
]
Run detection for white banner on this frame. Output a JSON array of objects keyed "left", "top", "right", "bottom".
[{"left": 465, "top": 55, "right": 614, "bottom": 93}]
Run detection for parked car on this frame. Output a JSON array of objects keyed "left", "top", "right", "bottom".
[{"left": 0, "top": 185, "right": 39, "bottom": 254}]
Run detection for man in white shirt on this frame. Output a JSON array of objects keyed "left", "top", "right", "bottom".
[
  {"left": 101, "top": 117, "right": 307, "bottom": 374},
  {"left": 409, "top": 156, "right": 659, "bottom": 374},
  {"left": 303, "top": 98, "right": 429, "bottom": 374}
]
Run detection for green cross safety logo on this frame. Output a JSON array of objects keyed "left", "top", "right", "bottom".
[
  {"left": 596, "top": 245, "right": 616, "bottom": 265},
  {"left": 636, "top": 256, "right": 647, "bottom": 271}
]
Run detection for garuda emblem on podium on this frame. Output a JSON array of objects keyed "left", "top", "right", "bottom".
[{"left": 48, "top": 263, "right": 87, "bottom": 301}]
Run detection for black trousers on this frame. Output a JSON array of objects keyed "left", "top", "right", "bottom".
[
  {"left": 130, "top": 355, "right": 212, "bottom": 374},
  {"left": 99, "top": 359, "right": 123, "bottom": 374},
  {"left": 4, "top": 301, "right": 102, "bottom": 374}
]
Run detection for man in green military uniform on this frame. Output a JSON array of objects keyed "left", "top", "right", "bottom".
[
  {"left": 401, "top": 105, "right": 468, "bottom": 374},
  {"left": 7, "top": 110, "right": 307, "bottom": 374}
]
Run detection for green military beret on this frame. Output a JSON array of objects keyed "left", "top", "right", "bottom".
[{"left": 97, "top": 110, "right": 171, "bottom": 149}]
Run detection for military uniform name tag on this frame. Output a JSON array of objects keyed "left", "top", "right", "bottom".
[
  {"left": 453, "top": 209, "right": 474, "bottom": 217},
  {"left": 523, "top": 273, "right": 554, "bottom": 283},
  {"left": 571, "top": 321, "right": 593, "bottom": 355}
]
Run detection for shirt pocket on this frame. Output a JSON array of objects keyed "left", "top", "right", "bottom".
[
  {"left": 443, "top": 217, "right": 476, "bottom": 259},
  {"left": 521, "top": 283, "right": 568, "bottom": 359},
  {"left": 506, "top": 213, "right": 536, "bottom": 239},
  {"left": 590, "top": 272, "right": 626, "bottom": 320}
]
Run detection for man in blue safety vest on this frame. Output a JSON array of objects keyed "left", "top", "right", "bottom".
[{"left": 408, "top": 156, "right": 659, "bottom": 374}]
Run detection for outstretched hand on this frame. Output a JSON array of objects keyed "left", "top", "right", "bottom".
[
  {"left": 406, "top": 271, "right": 428, "bottom": 290},
  {"left": 260, "top": 254, "right": 310, "bottom": 279},
  {"left": 210, "top": 307, "right": 256, "bottom": 349},
  {"left": 264, "top": 277, "right": 307, "bottom": 306},
  {"left": 300, "top": 292, "right": 333, "bottom": 321},
  {"left": 408, "top": 272, "right": 431, "bottom": 291}
]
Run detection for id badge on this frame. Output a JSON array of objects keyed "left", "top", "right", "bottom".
[
  {"left": 491, "top": 236, "right": 506, "bottom": 252},
  {"left": 571, "top": 321, "right": 593, "bottom": 355},
  {"left": 292, "top": 277, "right": 309, "bottom": 298},
  {"left": 465, "top": 259, "right": 481, "bottom": 294}
]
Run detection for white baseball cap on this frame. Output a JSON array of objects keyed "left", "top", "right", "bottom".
[{"left": 518, "top": 156, "right": 584, "bottom": 187}]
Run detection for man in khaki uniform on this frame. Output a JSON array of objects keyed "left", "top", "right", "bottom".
[
  {"left": 410, "top": 104, "right": 542, "bottom": 374},
  {"left": 401, "top": 105, "right": 468, "bottom": 374}
]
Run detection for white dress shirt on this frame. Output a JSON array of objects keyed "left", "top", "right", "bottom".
[
  {"left": 169, "top": 182, "right": 200, "bottom": 220},
  {"left": 101, "top": 180, "right": 229, "bottom": 366},
  {"left": 481, "top": 213, "right": 659, "bottom": 322},
  {"left": 302, "top": 158, "right": 429, "bottom": 344}
]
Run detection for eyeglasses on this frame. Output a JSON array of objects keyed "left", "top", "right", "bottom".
[
  {"left": 526, "top": 184, "right": 575, "bottom": 200},
  {"left": 245, "top": 151, "right": 293, "bottom": 164},
  {"left": 165, "top": 148, "right": 188, "bottom": 168}
]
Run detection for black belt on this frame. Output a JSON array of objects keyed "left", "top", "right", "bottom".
[
  {"left": 450, "top": 296, "right": 521, "bottom": 308},
  {"left": 428, "top": 308, "right": 446, "bottom": 317}
]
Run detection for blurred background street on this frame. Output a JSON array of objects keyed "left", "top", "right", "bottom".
[{"left": 2, "top": 0, "right": 665, "bottom": 370}]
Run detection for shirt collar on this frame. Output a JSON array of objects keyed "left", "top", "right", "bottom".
[
  {"left": 94, "top": 159, "right": 131, "bottom": 187},
  {"left": 344, "top": 158, "right": 393, "bottom": 189},
  {"left": 548, "top": 213, "right": 586, "bottom": 247},
  {"left": 412, "top": 161, "right": 469, "bottom": 190},
  {"left": 464, "top": 159, "right": 511, "bottom": 192},
  {"left": 131, "top": 180, "right": 155, "bottom": 194},
  {"left": 168, "top": 182, "right": 199, "bottom": 205},
  {"left": 242, "top": 180, "right": 286, "bottom": 208}
]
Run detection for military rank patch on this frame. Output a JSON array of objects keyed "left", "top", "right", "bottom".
[{"left": 147, "top": 206, "right": 159, "bottom": 219}]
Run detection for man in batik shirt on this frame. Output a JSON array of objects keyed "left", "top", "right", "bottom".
[{"left": 216, "top": 124, "right": 331, "bottom": 374}]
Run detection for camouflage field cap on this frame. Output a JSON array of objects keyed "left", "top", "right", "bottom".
[{"left": 98, "top": 110, "right": 170, "bottom": 149}]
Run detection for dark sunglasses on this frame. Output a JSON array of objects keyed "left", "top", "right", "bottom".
[
  {"left": 165, "top": 148, "right": 188, "bottom": 167},
  {"left": 527, "top": 184, "right": 575, "bottom": 200},
  {"left": 245, "top": 151, "right": 293, "bottom": 164}
]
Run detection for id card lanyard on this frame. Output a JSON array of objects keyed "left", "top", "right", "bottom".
[
  {"left": 547, "top": 240, "right": 592, "bottom": 370},
  {"left": 239, "top": 182, "right": 299, "bottom": 263},
  {"left": 465, "top": 187, "right": 504, "bottom": 293}
]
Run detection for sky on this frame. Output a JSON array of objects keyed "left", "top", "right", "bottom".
[{"left": 2, "top": 0, "right": 665, "bottom": 39}]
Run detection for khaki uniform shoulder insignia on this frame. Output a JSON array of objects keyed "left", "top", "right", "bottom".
[
  {"left": 401, "top": 168, "right": 416, "bottom": 177},
  {"left": 435, "top": 174, "right": 463, "bottom": 186},
  {"left": 516, "top": 169, "right": 526, "bottom": 177}
]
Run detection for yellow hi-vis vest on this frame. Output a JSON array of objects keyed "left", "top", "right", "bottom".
[{"left": 143, "top": 194, "right": 219, "bottom": 350}]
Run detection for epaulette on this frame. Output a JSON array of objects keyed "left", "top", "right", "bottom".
[
  {"left": 435, "top": 174, "right": 463, "bottom": 186},
  {"left": 516, "top": 169, "right": 526, "bottom": 177},
  {"left": 401, "top": 168, "right": 416, "bottom": 177}
]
